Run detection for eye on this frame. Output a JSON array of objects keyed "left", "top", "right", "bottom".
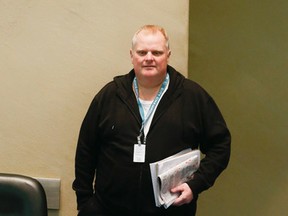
[
  {"left": 136, "top": 50, "right": 147, "bottom": 56},
  {"left": 152, "top": 51, "right": 164, "bottom": 56}
]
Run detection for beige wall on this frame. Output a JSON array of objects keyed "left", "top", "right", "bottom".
[
  {"left": 189, "top": 1, "right": 288, "bottom": 215},
  {"left": 0, "top": 1, "right": 189, "bottom": 215}
]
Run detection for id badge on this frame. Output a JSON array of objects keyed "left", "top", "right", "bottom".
[{"left": 133, "top": 144, "right": 146, "bottom": 163}]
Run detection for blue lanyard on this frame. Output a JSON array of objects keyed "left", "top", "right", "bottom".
[{"left": 133, "top": 73, "right": 169, "bottom": 144}]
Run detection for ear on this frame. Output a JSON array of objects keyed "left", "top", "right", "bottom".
[
  {"left": 130, "top": 49, "right": 134, "bottom": 64},
  {"left": 167, "top": 50, "right": 171, "bottom": 59}
]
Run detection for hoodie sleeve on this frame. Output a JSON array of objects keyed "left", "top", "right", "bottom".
[
  {"left": 186, "top": 84, "right": 231, "bottom": 195},
  {"left": 72, "top": 95, "right": 100, "bottom": 210}
]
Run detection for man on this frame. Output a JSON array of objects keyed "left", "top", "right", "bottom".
[{"left": 73, "top": 25, "right": 231, "bottom": 215}]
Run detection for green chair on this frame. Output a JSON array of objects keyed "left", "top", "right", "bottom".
[{"left": 0, "top": 173, "right": 47, "bottom": 216}]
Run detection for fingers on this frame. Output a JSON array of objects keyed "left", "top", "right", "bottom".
[{"left": 171, "top": 183, "right": 193, "bottom": 206}]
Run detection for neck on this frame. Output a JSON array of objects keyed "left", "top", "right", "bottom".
[
  {"left": 137, "top": 85, "right": 161, "bottom": 101},
  {"left": 134, "top": 74, "right": 167, "bottom": 100}
]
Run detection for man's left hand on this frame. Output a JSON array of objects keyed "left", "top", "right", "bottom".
[{"left": 171, "top": 183, "right": 193, "bottom": 206}]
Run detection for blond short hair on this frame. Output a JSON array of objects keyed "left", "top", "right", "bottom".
[{"left": 131, "top": 25, "right": 170, "bottom": 49}]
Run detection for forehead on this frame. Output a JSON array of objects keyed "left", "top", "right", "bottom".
[{"left": 134, "top": 30, "right": 167, "bottom": 50}]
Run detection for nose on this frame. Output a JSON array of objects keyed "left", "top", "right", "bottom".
[{"left": 145, "top": 52, "right": 154, "bottom": 61}]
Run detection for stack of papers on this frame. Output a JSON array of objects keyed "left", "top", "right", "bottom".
[{"left": 150, "top": 149, "right": 200, "bottom": 208}]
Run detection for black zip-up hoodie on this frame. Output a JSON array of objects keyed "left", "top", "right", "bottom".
[{"left": 73, "top": 65, "right": 231, "bottom": 215}]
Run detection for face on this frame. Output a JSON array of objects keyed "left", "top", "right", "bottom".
[{"left": 130, "top": 30, "right": 171, "bottom": 86}]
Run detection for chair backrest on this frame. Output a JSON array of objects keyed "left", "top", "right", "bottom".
[{"left": 0, "top": 173, "right": 48, "bottom": 216}]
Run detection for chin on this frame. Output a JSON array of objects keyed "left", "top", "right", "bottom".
[
  {"left": 141, "top": 71, "right": 158, "bottom": 78},
  {"left": 142, "top": 66, "right": 158, "bottom": 72}
]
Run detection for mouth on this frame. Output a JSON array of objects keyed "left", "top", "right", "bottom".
[{"left": 143, "top": 65, "right": 156, "bottom": 68}]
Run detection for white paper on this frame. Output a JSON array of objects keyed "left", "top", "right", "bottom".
[{"left": 149, "top": 149, "right": 200, "bottom": 208}]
